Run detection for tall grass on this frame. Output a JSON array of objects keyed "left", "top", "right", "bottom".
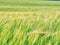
[{"left": 0, "top": 6, "right": 60, "bottom": 45}]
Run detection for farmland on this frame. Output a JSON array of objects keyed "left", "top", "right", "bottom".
[{"left": 0, "top": 1, "right": 60, "bottom": 45}]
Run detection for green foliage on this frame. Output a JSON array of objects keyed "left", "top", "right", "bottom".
[{"left": 0, "top": 2, "right": 60, "bottom": 45}]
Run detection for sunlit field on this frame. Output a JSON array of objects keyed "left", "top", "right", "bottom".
[
  {"left": 0, "top": 1, "right": 60, "bottom": 45},
  {"left": 0, "top": 6, "right": 60, "bottom": 45}
]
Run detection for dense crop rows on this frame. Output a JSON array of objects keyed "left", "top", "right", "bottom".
[{"left": 0, "top": 6, "right": 60, "bottom": 45}]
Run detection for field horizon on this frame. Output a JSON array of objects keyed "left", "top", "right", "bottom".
[{"left": 0, "top": 1, "right": 60, "bottom": 45}]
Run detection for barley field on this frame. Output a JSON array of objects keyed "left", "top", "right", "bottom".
[{"left": 0, "top": 1, "right": 60, "bottom": 45}]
